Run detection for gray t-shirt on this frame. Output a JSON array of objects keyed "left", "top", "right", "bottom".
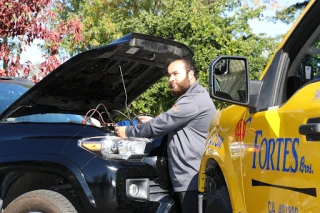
[{"left": 126, "top": 81, "right": 216, "bottom": 192}]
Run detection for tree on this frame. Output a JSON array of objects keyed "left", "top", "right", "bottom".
[
  {"left": 58, "top": 0, "right": 165, "bottom": 54},
  {"left": 273, "top": 0, "right": 309, "bottom": 24},
  {"left": 250, "top": 0, "right": 310, "bottom": 24},
  {"left": 0, "top": 0, "right": 83, "bottom": 81},
  {"left": 124, "top": 0, "right": 278, "bottom": 111},
  {"left": 59, "top": 0, "right": 278, "bottom": 113}
]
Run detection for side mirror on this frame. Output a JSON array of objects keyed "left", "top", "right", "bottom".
[{"left": 209, "top": 56, "right": 249, "bottom": 106}]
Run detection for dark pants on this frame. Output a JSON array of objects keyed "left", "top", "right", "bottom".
[{"left": 176, "top": 190, "right": 198, "bottom": 213}]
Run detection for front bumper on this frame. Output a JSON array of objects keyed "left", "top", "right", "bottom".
[{"left": 81, "top": 156, "right": 176, "bottom": 213}]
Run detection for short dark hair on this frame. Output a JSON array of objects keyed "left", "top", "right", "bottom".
[{"left": 169, "top": 58, "right": 198, "bottom": 79}]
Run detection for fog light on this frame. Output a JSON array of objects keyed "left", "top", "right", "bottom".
[
  {"left": 129, "top": 184, "right": 139, "bottom": 196},
  {"left": 126, "top": 178, "right": 149, "bottom": 200}
]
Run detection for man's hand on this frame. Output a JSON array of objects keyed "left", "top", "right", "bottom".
[
  {"left": 138, "top": 115, "right": 153, "bottom": 123},
  {"left": 115, "top": 126, "right": 128, "bottom": 138}
]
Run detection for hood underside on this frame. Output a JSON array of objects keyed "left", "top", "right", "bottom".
[{"left": 0, "top": 33, "right": 193, "bottom": 120}]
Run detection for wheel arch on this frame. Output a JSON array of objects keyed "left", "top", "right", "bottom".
[
  {"left": 0, "top": 153, "right": 96, "bottom": 211},
  {"left": 200, "top": 156, "right": 246, "bottom": 212}
]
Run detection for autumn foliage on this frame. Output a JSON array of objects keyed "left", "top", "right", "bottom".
[{"left": 0, "top": 0, "right": 83, "bottom": 81}]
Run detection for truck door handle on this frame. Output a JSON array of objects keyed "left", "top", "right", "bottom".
[{"left": 299, "top": 123, "right": 320, "bottom": 135}]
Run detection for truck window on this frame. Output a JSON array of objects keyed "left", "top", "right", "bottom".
[{"left": 286, "top": 34, "right": 320, "bottom": 100}]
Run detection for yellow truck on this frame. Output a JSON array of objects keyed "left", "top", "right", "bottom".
[{"left": 198, "top": 0, "right": 320, "bottom": 212}]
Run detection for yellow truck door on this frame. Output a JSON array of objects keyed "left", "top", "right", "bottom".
[
  {"left": 202, "top": 0, "right": 320, "bottom": 212},
  {"left": 241, "top": 82, "right": 320, "bottom": 212}
]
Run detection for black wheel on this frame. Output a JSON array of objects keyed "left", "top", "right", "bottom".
[
  {"left": 205, "top": 186, "right": 232, "bottom": 213},
  {"left": 3, "top": 189, "right": 77, "bottom": 213},
  {"left": 205, "top": 160, "right": 232, "bottom": 213}
]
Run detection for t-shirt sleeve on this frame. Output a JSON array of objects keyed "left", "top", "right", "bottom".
[{"left": 126, "top": 97, "right": 199, "bottom": 138}]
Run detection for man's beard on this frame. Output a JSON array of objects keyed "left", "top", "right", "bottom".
[{"left": 170, "top": 77, "right": 191, "bottom": 96}]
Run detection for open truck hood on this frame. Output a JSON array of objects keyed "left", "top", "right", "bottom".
[{"left": 0, "top": 33, "right": 193, "bottom": 120}]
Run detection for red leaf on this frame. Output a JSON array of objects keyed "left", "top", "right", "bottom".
[{"left": 0, "top": 0, "right": 82, "bottom": 80}]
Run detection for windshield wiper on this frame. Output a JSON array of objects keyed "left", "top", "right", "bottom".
[{"left": 0, "top": 105, "right": 33, "bottom": 122}]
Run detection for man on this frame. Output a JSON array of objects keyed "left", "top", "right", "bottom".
[{"left": 115, "top": 59, "right": 216, "bottom": 213}]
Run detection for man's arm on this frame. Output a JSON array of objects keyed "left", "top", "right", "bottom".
[{"left": 125, "top": 96, "right": 199, "bottom": 138}]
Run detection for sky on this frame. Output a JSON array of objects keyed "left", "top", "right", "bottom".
[
  {"left": 19, "top": 0, "right": 301, "bottom": 64},
  {"left": 248, "top": 0, "right": 301, "bottom": 35}
]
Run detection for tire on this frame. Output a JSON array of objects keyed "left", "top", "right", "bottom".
[
  {"left": 3, "top": 189, "right": 78, "bottom": 213},
  {"left": 205, "top": 186, "right": 232, "bottom": 213},
  {"left": 204, "top": 160, "right": 232, "bottom": 213}
]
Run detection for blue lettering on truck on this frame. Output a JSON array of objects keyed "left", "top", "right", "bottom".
[
  {"left": 251, "top": 130, "right": 313, "bottom": 174},
  {"left": 268, "top": 201, "right": 299, "bottom": 213}
]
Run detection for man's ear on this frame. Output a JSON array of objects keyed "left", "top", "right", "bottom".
[{"left": 188, "top": 70, "right": 195, "bottom": 80}]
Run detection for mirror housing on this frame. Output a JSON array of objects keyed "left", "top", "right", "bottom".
[{"left": 209, "top": 55, "right": 250, "bottom": 106}]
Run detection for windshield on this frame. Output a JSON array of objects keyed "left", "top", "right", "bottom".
[
  {"left": 0, "top": 81, "right": 92, "bottom": 125},
  {"left": 0, "top": 82, "right": 29, "bottom": 115},
  {"left": 5, "top": 113, "right": 88, "bottom": 124}
]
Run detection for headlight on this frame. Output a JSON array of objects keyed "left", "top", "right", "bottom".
[{"left": 78, "top": 135, "right": 151, "bottom": 160}]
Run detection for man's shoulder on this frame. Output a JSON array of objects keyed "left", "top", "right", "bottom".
[
  {"left": 188, "top": 83, "right": 209, "bottom": 95},
  {"left": 178, "top": 82, "right": 212, "bottom": 103},
  {"left": 190, "top": 85, "right": 211, "bottom": 100},
  {"left": 176, "top": 95, "right": 196, "bottom": 105}
]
